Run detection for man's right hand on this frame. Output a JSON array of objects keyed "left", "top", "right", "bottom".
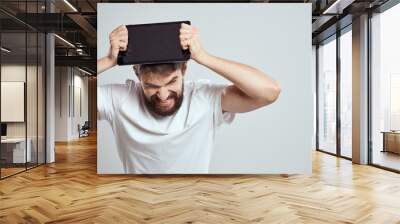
[
  {"left": 108, "top": 25, "right": 128, "bottom": 62},
  {"left": 97, "top": 25, "right": 128, "bottom": 74}
]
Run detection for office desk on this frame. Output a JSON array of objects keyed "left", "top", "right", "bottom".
[
  {"left": 1, "top": 138, "right": 31, "bottom": 163},
  {"left": 381, "top": 131, "right": 400, "bottom": 154}
]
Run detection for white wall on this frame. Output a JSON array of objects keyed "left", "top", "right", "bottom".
[
  {"left": 55, "top": 66, "right": 68, "bottom": 141},
  {"left": 1, "top": 65, "right": 38, "bottom": 138},
  {"left": 54, "top": 67, "right": 89, "bottom": 141},
  {"left": 1, "top": 64, "right": 46, "bottom": 164},
  {"left": 75, "top": 72, "right": 89, "bottom": 137},
  {"left": 97, "top": 3, "right": 313, "bottom": 174}
]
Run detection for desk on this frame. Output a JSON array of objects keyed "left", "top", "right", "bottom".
[
  {"left": 1, "top": 138, "right": 31, "bottom": 163},
  {"left": 381, "top": 131, "right": 400, "bottom": 154}
]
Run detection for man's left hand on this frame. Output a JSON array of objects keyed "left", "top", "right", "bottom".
[{"left": 179, "top": 23, "right": 208, "bottom": 64}]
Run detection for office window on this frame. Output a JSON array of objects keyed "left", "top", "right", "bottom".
[
  {"left": 340, "top": 28, "right": 352, "bottom": 158},
  {"left": 318, "top": 36, "right": 337, "bottom": 154},
  {"left": 371, "top": 3, "right": 400, "bottom": 171}
]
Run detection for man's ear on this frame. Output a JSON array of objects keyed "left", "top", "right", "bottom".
[{"left": 181, "top": 62, "right": 187, "bottom": 76}]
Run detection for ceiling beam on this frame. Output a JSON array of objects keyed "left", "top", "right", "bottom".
[
  {"left": 55, "top": 55, "right": 96, "bottom": 71},
  {"left": 66, "top": 13, "right": 97, "bottom": 46}
]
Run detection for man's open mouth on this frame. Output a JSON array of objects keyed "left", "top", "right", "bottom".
[{"left": 156, "top": 99, "right": 174, "bottom": 109}]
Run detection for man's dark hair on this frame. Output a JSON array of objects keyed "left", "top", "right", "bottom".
[{"left": 133, "top": 62, "right": 185, "bottom": 77}]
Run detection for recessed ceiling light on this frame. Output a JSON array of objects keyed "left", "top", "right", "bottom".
[
  {"left": 78, "top": 67, "right": 93, "bottom": 76},
  {"left": 1, "top": 47, "right": 11, "bottom": 53},
  {"left": 322, "top": 0, "right": 354, "bottom": 15},
  {"left": 63, "top": 0, "right": 78, "bottom": 12},
  {"left": 54, "top": 34, "right": 75, "bottom": 48}
]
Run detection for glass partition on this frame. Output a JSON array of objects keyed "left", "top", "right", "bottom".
[
  {"left": 1, "top": 30, "right": 28, "bottom": 178},
  {"left": 0, "top": 1, "right": 46, "bottom": 179},
  {"left": 339, "top": 28, "right": 352, "bottom": 158},
  {"left": 317, "top": 36, "right": 337, "bottom": 155},
  {"left": 371, "top": 3, "right": 400, "bottom": 171}
]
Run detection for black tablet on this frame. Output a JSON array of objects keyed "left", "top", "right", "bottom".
[{"left": 117, "top": 21, "right": 191, "bottom": 65}]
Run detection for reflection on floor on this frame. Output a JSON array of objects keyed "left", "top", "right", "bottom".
[
  {"left": 341, "top": 147, "right": 352, "bottom": 158},
  {"left": 0, "top": 167, "right": 25, "bottom": 177},
  {"left": 0, "top": 163, "right": 40, "bottom": 178},
  {"left": 373, "top": 150, "right": 400, "bottom": 171}
]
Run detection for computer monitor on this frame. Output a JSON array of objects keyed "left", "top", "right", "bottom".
[{"left": 1, "top": 123, "right": 7, "bottom": 137}]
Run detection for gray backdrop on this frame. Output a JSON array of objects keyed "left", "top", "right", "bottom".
[{"left": 97, "top": 3, "right": 313, "bottom": 174}]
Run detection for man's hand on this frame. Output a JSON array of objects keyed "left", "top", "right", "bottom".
[
  {"left": 179, "top": 23, "right": 208, "bottom": 63},
  {"left": 97, "top": 25, "right": 128, "bottom": 74},
  {"left": 108, "top": 25, "right": 128, "bottom": 62}
]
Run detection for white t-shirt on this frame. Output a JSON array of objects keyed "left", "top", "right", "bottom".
[{"left": 98, "top": 79, "right": 235, "bottom": 174}]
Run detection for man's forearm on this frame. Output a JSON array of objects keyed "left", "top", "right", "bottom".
[
  {"left": 197, "top": 53, "right": 280, "bottom": 102},
  {"left": 97, "top": 56, "right": 117, "bottom": 75}
]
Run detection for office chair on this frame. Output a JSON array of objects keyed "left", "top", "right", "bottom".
[{"left": 79, "top": 121, "right": 90, "bottom": 138}]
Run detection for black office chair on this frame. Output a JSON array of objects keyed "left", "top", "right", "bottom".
[{"left": 78, "top": 121, "right": 90, "bottom": 138}]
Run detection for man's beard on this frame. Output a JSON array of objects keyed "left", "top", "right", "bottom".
[{"left": 143, "top": 84, "right": 184, "bottom": 117}]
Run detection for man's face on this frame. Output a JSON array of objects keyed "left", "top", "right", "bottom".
[{"left": 139, "top": 68, "right": 184, "bottom": 117}]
